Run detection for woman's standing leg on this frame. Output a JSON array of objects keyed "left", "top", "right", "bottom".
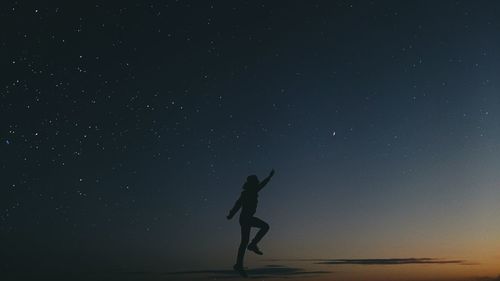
[{"left": 235, "top": 222, "right": 251, "bottom": 267}]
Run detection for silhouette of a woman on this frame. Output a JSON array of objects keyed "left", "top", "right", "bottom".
[{"left": 227, "top": 169, "right": 275, "bottom": 277}]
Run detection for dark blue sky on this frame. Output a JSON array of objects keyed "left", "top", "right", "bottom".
[{"left": 1, "top": 1, "right": 500, "bottom": 280}]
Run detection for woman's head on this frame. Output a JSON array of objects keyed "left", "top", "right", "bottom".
[{"left": 243, "top": 175, "right": 259, "bottom": 189}]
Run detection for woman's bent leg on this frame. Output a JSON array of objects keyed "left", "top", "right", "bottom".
[{"left": 249, "top": 217, "right": 269, "bottom": 246}]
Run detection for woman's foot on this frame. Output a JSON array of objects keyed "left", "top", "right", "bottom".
[
  {"left": 233, "top": 264, "right": 248, "bottom": 278},
  {"left": 247, "top": 243, "right": 263, "bottom": 255}
]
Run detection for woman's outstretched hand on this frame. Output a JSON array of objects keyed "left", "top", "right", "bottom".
[{"left": 269, "top": 169, "right": 275, "bottom": 177}]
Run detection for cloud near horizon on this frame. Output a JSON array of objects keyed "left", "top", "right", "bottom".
[
  {"left": 267, "top": 257, "right": 471, "bottom": 265},
  {"left": 476, "top": 276, "right": 500, "bottom": 281}
]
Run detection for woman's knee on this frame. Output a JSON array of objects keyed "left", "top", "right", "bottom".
[{"left": 263, "top": 222, "right": 270, "bottom": 231}]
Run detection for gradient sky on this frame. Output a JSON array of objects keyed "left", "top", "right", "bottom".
[{"left": 1, "top": 1, "right": 500, "bottom": 280}]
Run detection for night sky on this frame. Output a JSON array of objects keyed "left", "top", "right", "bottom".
[{"left": 2, "top": 1, "right": 500, "bottom": 280}]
